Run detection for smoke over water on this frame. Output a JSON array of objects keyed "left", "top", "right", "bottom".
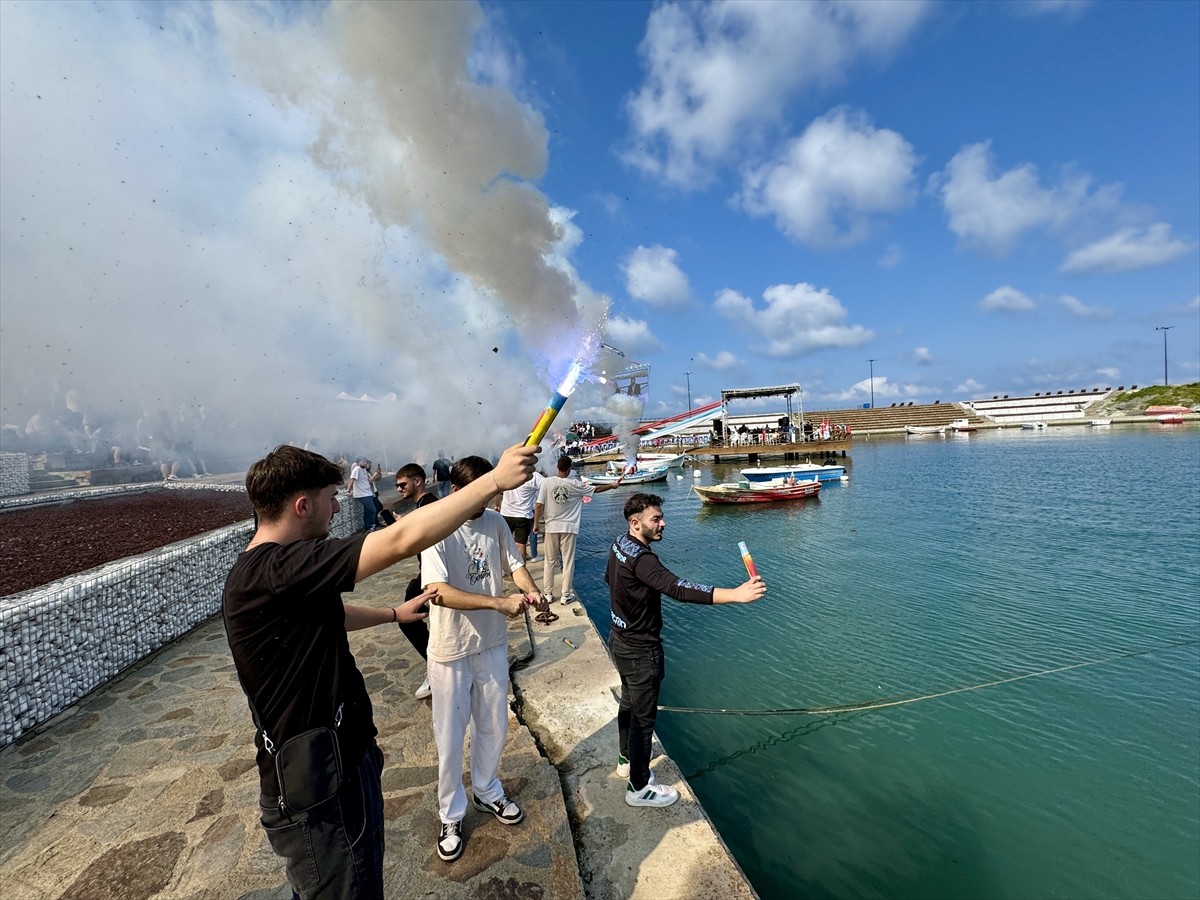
[{"left": 0, "top": 1, "right": 610, "bottom": 469}]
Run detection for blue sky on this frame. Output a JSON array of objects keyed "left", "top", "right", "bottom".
[{"left": 1, "top": 1, "right": 1197, "bottom": 459}]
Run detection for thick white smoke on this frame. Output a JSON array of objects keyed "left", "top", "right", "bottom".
[{"left": 0, "top": 1, "right": 608, "bottom": 469}]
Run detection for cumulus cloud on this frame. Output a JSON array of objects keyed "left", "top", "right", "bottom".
[
  {"left": 955, "top": 377, "right": 986, "bottom": 394},
  {"left": 1059, "top": 224, "right": 1192, "bottom": 273},
  {"left": 694, "top": 350, "right": 741, "bottom": 371},
  {"left": 0, "top": 2, "right": 606, "bottom": 463},
  {"left": 713, "top": 283, "right": 873, "bottom": 357},
  {"left": 1096, "top": 367, "right": 1120, "bottom": 380},
  {"left": 932, "top": 141, "right": 1121, "bottom": 256},
  {"left": 1059, "top": 294, "right": 1113, "bottom": 319},
  {"left": 623, "top": 0, "right": 929, "bottom": 188},
  {"left": 603, "top": 315, "right": 666, "bottom": 357},
  {"left": 827, "top": 376, "right": 923, "bottom": 403},
  {"left": 980, "top": 286, "right": 1036, "bottom": 313},
  {"left": 737, "top": 108, "right": 918, "bottom": 247},
  {"left": 913, "top": 347, "right": 934, "bottom": 365},
  {"left": 621, "top": 244, "right": 691, "bottom": 307}
]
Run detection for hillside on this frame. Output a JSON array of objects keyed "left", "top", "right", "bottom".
[{"left": 1087, "top": 383, "right": 1200, "bottom": 417}]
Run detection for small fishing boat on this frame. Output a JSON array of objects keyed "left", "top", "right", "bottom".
[
  {"left": 1156, "top": 414, "right": 1184, "bottom": 425},
  {"left": 740, "top": 462, "right": 847, "bottom": 484},
  {"left": 1090, "top": 418, "right": 1112, "bottom": 427},
  {"left": 606, "top": 452, "right": 688, "bottom": 474},
  {"left": 1020, "top": 421, "right": 1048, "bottom": 430},
  {"left": 694, "top": 479, "right": 821, "bottom": 505},
  {"left": 949, "top": 419, "right": 977, "bottom": 433},
  {"left": 587, "top": 466, "right": 669, "bottom": 485},
  {"left": 905, "top": 424, "right": 945, "bottom": 435}
]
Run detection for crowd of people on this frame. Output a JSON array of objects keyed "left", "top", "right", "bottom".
[{"left": 222, "top": 440, "right": 766, "bottom": 896}]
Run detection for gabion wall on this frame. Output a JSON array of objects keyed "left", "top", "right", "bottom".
[
  {"left": 0, "top": 485, "right": 360, "bottom": 747},
  {"left": 0, "top": 453, "right": 29, "bottom": 498}
]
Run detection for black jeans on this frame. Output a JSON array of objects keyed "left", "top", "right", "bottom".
[
  {"left": 259, "top": 742, "right": 385, "bottom": 900},
  {"left": 610, "top": 639, "right": 665, "bottom": 790}
]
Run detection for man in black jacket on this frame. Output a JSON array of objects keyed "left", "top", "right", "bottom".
[{"left": 605, "top": 492, "right": 766, "bottom": 808}]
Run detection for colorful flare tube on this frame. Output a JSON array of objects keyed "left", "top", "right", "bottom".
[
  {"left": 738, "top": 541, "right": 759, "bottom": 580},
  {"left": 525, "top": 391, "right": 569, "bottom": 447}
]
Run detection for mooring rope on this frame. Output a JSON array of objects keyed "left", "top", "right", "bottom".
[{"left": 656, "top": 638, "right": 1199, "bottom": 717}]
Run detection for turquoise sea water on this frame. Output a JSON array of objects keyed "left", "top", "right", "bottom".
[{"left": 572, "top": 426, "right": 1200, "bottom": 900}]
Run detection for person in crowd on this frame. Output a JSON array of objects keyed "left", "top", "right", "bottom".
[
  {"left": 419, "top": 456, "right": 549, "bottom": 863},
  {"left": 394, "top": 462, "right": 438, "bottom": 699},
  {"left": 432, "top": 451, "right": 452, "bottom": 499},
  {"left": 499, "top": 466, "right": 544, "bottom": 563},
  {"left": 222, "top": 442, "right": 538, "bottom": 898},
  {"left": 533, "top": 455, "right": 623, "bottom": 605},
  {"left": 348, "top": 457, "right": 383, "bottom": 533},
  {"left": 606, "top": 492, "right": 766, "bottom": 808}
]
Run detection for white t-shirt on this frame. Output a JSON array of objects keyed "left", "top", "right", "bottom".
[
  {"left": 499, "top": 472, "right": 544, "bottom": 518},
  {"left": 420, "top": 509, "right": 524, "bottom": 663},
  {"left": 348, "top": 464, "right": 373, "bottom": 498},
  {"left": 536, "top": 474, "right": 595, "bottom": 535}
]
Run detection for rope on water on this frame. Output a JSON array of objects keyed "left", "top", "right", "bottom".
[{"left": 656, "top": 638, "right": 1199, "bottom": 717}]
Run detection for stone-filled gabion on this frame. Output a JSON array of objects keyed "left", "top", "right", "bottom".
[
  {"left": 0, "top": 453, "right": 30, "bottom": 498},
  {"left": 0, "top": 485, "right": 360, "bottom": 747}
]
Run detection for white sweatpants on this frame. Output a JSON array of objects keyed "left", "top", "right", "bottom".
[{"left": 429, "top": 642, "right": 510, "bottom": 824}]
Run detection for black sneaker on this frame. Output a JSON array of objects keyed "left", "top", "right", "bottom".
[
  {"left": 472, "top": 793, "right": 524, "bottom": 825},
  {"left": 437, "top": 820, "right": 464, "bottom": 861}
]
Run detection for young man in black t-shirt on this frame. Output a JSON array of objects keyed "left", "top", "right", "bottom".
[
  {"left": 394, "top": 462, "right": 438, "bottom": 699},
  {"left": 223, "top": 442, "right": 537, "bottom": 899},
  {"left": 605, "top": 492, "right": 766, "bottom": 808}
]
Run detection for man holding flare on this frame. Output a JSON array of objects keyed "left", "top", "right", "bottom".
[{"left": 606, "top": 493, "right": 766, "bottom": 807}]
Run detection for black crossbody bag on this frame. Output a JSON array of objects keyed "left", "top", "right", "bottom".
[{"left": 255, "top": 702, "right": 345, "bottom": 814}]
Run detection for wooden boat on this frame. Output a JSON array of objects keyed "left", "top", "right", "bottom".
[
  {"left": 1156, "top": 414, "right": 1184, "bottom": 425},
  {"left": 740, "top": 462, "right": 846, "bottom": 483},
  {"left": 1090, "top": 418, "right": 1112, "bottom": 427},
  {"left": 905, "top": 424, "right": 945, "bottom": 435},
  {"left": 694, "top": 479, "right": 820, "bottom": 505},
  {"left": 949, "top": 418, "right": 977, "bottom": 432},
  {"left": 587, "top": 466, "right": 669, "bottom": 485},
  {"left": 1020, "top": 421, "right": 1048, "bottom": 430}
]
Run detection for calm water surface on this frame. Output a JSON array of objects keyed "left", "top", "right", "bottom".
[{"left": 573, "top": 426, "right": 1200, "bottom": 900}]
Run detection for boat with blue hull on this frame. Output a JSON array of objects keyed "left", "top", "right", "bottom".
[{"left": 740, "top": 462, "right": 847, "bottom": 484}]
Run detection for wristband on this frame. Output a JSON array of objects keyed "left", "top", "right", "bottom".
[
  {"left": 390, "top": 607, "right": 397, "bottom": 624},
  {"left": 489, "top": 472, "right": 501, "bottom": 493}
]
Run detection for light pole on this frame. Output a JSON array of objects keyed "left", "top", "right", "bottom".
[
  {"left": 867, "top": 359, "right": 876, "bottom": 409},
  {"left": 685, "top": 371, "right": 692, "bottom": 412},
  {"left": 1155, "top": 326, "right": 1173, "bottom": 386}
]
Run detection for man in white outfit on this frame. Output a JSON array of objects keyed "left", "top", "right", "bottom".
[
  {"left": 534, "top": 455, "right": 622, "bottom": 604},
  {"left": 421, "top": 455, "right": 549, "bottom": 862}
]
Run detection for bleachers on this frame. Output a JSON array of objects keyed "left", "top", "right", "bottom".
[{"left": 965, "top": 388, "right": 1115, "bottom": 425}]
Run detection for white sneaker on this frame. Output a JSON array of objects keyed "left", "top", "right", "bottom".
[
  {"left": 625, "top": 781, "right": 678, "bottom": 808},
  {"left": 437, "top": 820, "right": 463, "bottom": 861},
  {"left": 414, "top": 676, "right": 431, "bottom": 700},
  {"left": 561, "top": 592, "right": 577, "bottom": 605}
]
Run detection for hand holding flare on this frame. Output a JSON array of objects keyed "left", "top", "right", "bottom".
[{"left": 738, "top": 541, "right": 759, "bottom": 580}]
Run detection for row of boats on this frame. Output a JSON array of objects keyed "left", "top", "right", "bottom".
[{"left": 585, "top": 452, "right": 847, "bottom": 506}]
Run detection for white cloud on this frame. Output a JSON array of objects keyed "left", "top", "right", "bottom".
[
  {"left": 1059, "top": 224, "right": 1192, "bottom": 274},
  {"left": 878, "top": 243, "right": 903, "bottom": 268},
  {"left": 955, "top": 377, "right": 986, "bottom": 394},
  {"left": 826, "top": 375, "right": 923, "bottom": 403},
  {"left": 932, "top": 141, "right": 1121, "bottom": 256},
  {"left": 737, "top": 108, "right": 918, "bottom": 247},
  {"left": 603, "top": 315, "right": 666, "bottom": 357},
  {"left": 1058, "top": 294, "right": 1112, "bottom": 319},
  {"left": 695, "top": 350, "right": 741, "bottom": 371},
  {"left": 913, "top": 347, "right": 934, "bottom": 365},
  {"left": 980, "top": 286, "right": 1036, "bottom": 313},
  {"left": 622, "top": 244, "right": 692, "bottom": 307},
  {"left": 713, "top": 282, "right": 873, "bottom": 357},
  {"left": 623, "top": 0, "right": 929, "bottom": 188},
  {"left": 1096, "top": 367, "right": 1120, "bottom": 380}
]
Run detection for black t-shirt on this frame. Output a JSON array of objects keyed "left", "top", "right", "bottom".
[
  {"left": 222, "top": 533, "right": 374, "bottom": 797},
  {"left": 432, "top": 458, "right": 451, "bottom": 482},
  {"left": 605, "top": 532, "right": 713, "bottom": 646}
]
